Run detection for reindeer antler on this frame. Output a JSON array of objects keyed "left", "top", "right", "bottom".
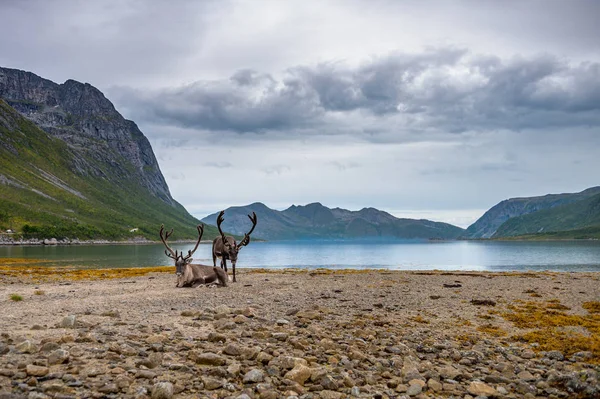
[
  {"left": 182, "top": 224, "right": 204, "bottom": 262},
  {"left": 216, "top": 211, "right": 227, "bottom": 241},
  {"left": 239, "top": 212, "right": 257, "bottom": 247},
  {"left": 159, "top": 224, "right": 177, "bottom": 259}
]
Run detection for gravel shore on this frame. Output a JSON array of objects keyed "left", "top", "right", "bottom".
[{"left": 1, "top": 269, "right": 599, "bottom": 398}]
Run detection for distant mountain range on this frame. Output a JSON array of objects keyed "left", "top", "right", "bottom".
[
  {"left": 0, "top": 66, "right": 213, "bottom": 240},
  {"left": 462, "top": 186, "right": 600, "bottom": 240},
  {"left": 201, "top": 202, "right": 465, "bottom": 240}
]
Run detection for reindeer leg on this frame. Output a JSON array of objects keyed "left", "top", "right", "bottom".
[
  {"left": 222, "top": 258, "right": 228, "bottom": 273},
  {"left": 232, "top": 263, "right": 236, "bottom": 283}
]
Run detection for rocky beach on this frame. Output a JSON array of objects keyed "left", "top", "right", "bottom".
[{"left": 0, "top": 268, "right": 599, "bottom": 399}]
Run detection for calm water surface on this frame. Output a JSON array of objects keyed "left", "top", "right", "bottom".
[{"left": 1, "top": 240, "right": 600, "bottom": 272}]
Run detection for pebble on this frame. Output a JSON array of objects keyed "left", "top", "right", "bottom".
[
  {"left": 16, "top": 340, "right": 38, "bottom": 354},
  {"left": 26, "top": 365, "right": 49, "bottom": 377},
  {"left": 48, "top": 349, "right": 70, "bottom": 365},
  {"left": 243, "top": 368, "right": 265, "bottom": 383},
  {"left": 59, "top": 316, "right": 77, "bottom": 329},
  {"left": 151, "top": 381, "right": 173, "bottom": 399},
  {"left": 406, "top": 383, "right": 422, "bottom": 396}
]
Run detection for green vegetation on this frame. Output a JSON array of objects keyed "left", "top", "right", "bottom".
[
  {"left": 493, "top": 193, "right": 600, "bottom": 240},
  {"left": 0, "top": 99, "right": 217, "bottom": 240},
  {"left": 500, "top": 226, "right": 600, "bottom": 240},
  {"left": 9, "top": 294, "right": 23, "bottom": 301},
  {"left": 463, "top": 186, "right": 600, "bottom": 239}
]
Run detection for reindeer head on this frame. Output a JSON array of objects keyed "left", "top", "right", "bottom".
[
  {"left": 159, "top": 224, "right": 204, "bottom": 281},
  {"left": 216, "top": 210, "right": 257, "bottom": 266}
]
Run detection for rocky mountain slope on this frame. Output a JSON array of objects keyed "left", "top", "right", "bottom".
[
  {"left": 0, "top": 67, "right": 216, "bottom": 240},
  {"left": 201, "top": 202, "right": 464, "bottom": 240},
  {"left": 461, "top": 186, "right": 600, "bottom": 239},
  {"left": 493, "top": 192, "right": 600, "bottom": 239}
]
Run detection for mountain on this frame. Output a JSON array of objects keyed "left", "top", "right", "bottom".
[
  {"left": 461, "top": 186, "right": 600, "bottom": 239},
  {"left": 0, "top": 67, "right": 216, "bottom": 240},
  {"left": 201, "top": 202, "right": 464, "bottom": 240},
  {"left": 493, "top": 192, "right": 600, "bottom": 239}
]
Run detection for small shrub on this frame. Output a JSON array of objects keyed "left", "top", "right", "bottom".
[
  {"left": 9, "top": 294, "right": 23, "bottom": 301},
  {"left": 410, "top": 315, "right": 429, "bottom": 324},
  {"left": 477, "top": 324, "right": 507, "bottom": 337},
  {"left": 34, "top": 290, "right": 45, "bottom": 295}
]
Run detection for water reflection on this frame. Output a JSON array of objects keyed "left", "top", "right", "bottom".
[{"left": 1, "top": 240, "right": 600, "bottom": 272}]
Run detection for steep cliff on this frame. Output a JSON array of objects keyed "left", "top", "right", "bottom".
[
  {"left": 0, "top": 67, "right": 174, "bottom": 204},
  {"left": 0, "top": 67, "right": 215, "bottom": 240}
]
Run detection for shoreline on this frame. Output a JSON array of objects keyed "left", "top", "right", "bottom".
[
  {"left": 0, "top": 238, "right": 209, "bottom": 247},
  {"left": 1, "top": 237, "right": 599, "bottom": 247},
  {"left": 1, "top": 268, "right": 599, "bottom": 398}
]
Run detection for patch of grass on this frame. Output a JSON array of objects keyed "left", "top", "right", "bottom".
[
  {"left": 410, "top": 315, "right": 429, "bottom": 324},
  {"left": 546, "top": 302, "right": 571, "bottom": 310},
  {"left": 477, "top": 324, "right": 507, "bottom": 337},
  {"left": 9, "top": 293, "right": 23, "bottom": 301},
  {"left": 0, "top": 265, "right": 174, "bottom": 283},
  {"left": 502, "top": 299, "right": 600, "bottom": 362},
  {"left": 583, "top": 301, "right": 600, "bottom": 314},
  {"left": 455, "top": 333, "right": 478, "bottom": 346},
  {"left": 515, "top": 329, "right": 599, "bottom": 360},
  {"left": 33, "top": 290, "right": 45, "bottom": 295}
]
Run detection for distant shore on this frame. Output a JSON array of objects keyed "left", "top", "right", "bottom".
[
  {"left": 0, "top": 237, "right": 209, "bottom": 246},
  {"left": 1, "top": 236, "right": 599, "bottom": 247},
  {"left": 0, "top": 268, "right": 599, "bottom": 398}
]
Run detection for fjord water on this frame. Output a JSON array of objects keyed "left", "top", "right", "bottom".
[{"left": 2, "top": 240, "right": 600, "bottom": 272}]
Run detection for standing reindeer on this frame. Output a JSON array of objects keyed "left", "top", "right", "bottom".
[
  {"left": 159, "top": 223, "right": 228, "bottom": 288},
  {"left": 212, "top": 210, "right": 257, "bottom": 283}
]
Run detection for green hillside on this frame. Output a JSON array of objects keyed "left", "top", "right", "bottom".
[
  {"left": 0, "top": 99, "right": 214, "bottom": 241},
  {"left": 493, "top": 192, "right": 600, "bottom": 239}
]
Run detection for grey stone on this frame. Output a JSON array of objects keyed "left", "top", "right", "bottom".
[
  {"left": 406, "top": 383, "right": 422, "bottom": 396},
  {"left": 16, "top": 340, "right": 38, "bottom": 354},
  {"left": 48, "top": 349, "right": 69, "bottom": 365},
  {"left": 243, "top": 368, "right": 265, "bottom": 383},
  {"left": 151, "top": 382, "right": 173, "bottom": 399},
  {"left": 59, "top": 316, "right": 76, "bottom": 329}
]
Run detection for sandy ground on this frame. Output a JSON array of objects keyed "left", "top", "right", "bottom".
[{"left": 0, "top": 269, "right": 599, "bottom": 398}]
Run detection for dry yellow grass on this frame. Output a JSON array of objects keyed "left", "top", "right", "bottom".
[
  {"left": 502, "top": 299, "right": 600, "bottom": 362},
  {"left": 583, "top": 301, "right": 600, "bottom": 314},
  {"left": 0, "top": 264, "right": 173, "bottom": 283},
  {"left": 477, "top": 324, "right": 507, "bottom": 337}
]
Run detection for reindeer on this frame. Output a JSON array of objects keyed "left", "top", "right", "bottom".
[
  {"left": 159, "top": 223, "right": 228, "bottom": 288},
  {"left": 212, "top": 210, "right": 257, "bottom": 283}
]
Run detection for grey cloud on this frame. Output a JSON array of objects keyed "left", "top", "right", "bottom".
[
  {"left": 263, "top": 165, "right": 291, "bottom": 175},
  {"left": 328, "top": 161, "right": 361, "bottom": 171},
  {"left": 203, "top": 161, "right": 233, "bottom": 169},
  {"left": 112, "top": 71, "right": 322, "bottom": 132},
  {"left": 111, "top": 50, "right": 600, "bottom": 139}
]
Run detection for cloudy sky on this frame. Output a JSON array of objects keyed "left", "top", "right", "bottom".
[{"left": 1, "top": 0, "right": 599, "bottom": 227}]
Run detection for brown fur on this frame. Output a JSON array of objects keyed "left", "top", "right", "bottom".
[{"left": 176, "top": 264, "right": 229, "bottom": 288}]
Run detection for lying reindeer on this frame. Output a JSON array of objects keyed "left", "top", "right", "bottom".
[
  {"left": 212, "top": 210, "right": 257, "bottom": 283},
  {"left": 159, "top": 223, "right": 228, "bottom": 288}
]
